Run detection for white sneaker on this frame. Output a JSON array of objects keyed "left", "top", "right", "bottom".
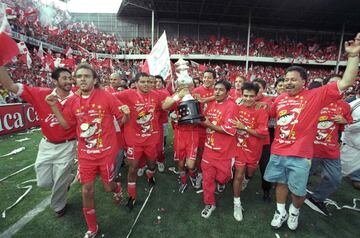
[
  {"left": 195, "top": 173, "right": 202, "bottom": 189},
  {"left": 287, "top": 212, "right": 299, "bottom": 230},
  {"left": 137, "top": 166, "right": 147, "bottom": 177},
  {"left": 201, "top": 205, "right": 216, "bottom": 218},
  {"left": 83, "top": 225, "right": 98, "bottom": 238},
  {"left": 233, "top": 203, "right": 243, "bottom": 221},
  {"left": 157, "top": 162, "right": 165, "bottom": 172},
  {"left": 241, "top": 178, "right": 249, "bottom": 191},
  {"left": 270, "top": 210, "right": 288, "bottom": 229}
]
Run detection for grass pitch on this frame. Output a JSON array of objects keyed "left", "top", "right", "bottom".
[{"left": 0, "top": 129, "right": 359, "bottom": 238}]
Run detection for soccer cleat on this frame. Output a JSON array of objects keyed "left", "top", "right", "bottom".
[
  {"left": 147, "top": 177, "right": 156, "bottom": 187},
  {"left": 287, "top": 212, "right": 299, "bottom": 230},
  {"left": 216, "top": 183, "right": 226, "bottom": 193},
  {"left": 201, "top": 205, "right": 216, "bottom": 218},
  {"left": 157, "top": 162, "right": 165, "bottom": 173},
  {"left": 233, "top": 203, "right": 243, "bottom": 221},
  {"left": 55, "top": 204, "right": 67, "bottom": 218},
  {"left": 179, "top": 183, "right": 188, "bottom": 193},
  {"left": 83, "top": 225, "right": 98, "bottom": 238},
  {"left": 195, "top": 173, "right": 202, "bottom": 189},
  {"left": 126, "top": 197, "right": 136, "bottom": 211},
  {"left": 137, "top": 166, "right": 147, "bottom": 177},
  {"left": 304, "top": 195, "right": 329, "bottom": 216},
  {"left": 270, "top": 210, "right": 288, "bottom": 229},
  {"left": 241, "top": 178, "right": 249, "bottom": 191}
]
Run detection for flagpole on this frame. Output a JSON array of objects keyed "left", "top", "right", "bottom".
[
  {"left": 151, "top": 10, "right": 154, "bottom": 48},
  {"left": 245, "top": 10, "right": 251, "bottom": 75}
]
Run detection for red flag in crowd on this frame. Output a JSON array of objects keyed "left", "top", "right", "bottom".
[
  {"left": 48, "top": 26, "right": 60, "bottom": 36},
  {"left": 77, "top": 44, "right": 90, "bottom": 56},
  {"left": 0, "top": 3, "right": 19, "bottom": 66}
]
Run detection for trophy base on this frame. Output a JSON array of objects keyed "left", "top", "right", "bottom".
[{"left": 178, "top": 116, "right": 205, "bottom": 125}]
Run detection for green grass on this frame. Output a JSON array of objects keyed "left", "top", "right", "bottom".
[{"left": 0, "top": 129, "right": 359, "bottom": 238}]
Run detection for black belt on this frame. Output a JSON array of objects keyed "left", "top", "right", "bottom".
[{"left": 43, "top": 137, "right": 76, "bottom": 144}]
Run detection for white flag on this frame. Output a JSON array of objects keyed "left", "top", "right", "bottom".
[{"left": 143, "top": 31, "right": 171, "bottom": 80}]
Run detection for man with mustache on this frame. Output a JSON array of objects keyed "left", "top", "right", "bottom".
[
  {"left": 264, "top": 33, "right": 360, "bottom": 231},
  {"left": 0, "top": 66, "right": 76, "bottom": 218}
]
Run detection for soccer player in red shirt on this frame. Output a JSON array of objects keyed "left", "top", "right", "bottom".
[
  {"left": 199, "top": 80, "right": 237, "bottom": 219},
  {"left": 231, "top": 82, "right": 269, "bottom": 221},
  {"left": 305, "top": 75, "right": 352, "bottom": 216},
  {"left": 114, "top": 72, "right": 163, "bottom": 210},
  {"left": 46, "top": 63, "right": 130, "bottom": 238},
  {"left": 162, "top": 82, "right": 201, "bottom": 192},
  {"left": 192, "top": 69, "right": 216, "bottom": 187},
  {"left": 0, "top": 67, "right": 76, "bottom": 218},
  {"left": 264, "top": 33, "right": 360, "bottom": 231}
]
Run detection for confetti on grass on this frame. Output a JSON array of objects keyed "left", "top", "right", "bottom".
[
  {"left": 2, "top": 179, "right": 36, "bottom": 218},
  {"left": 0, "top": 147, "right": 25, "bottom": 158},
  {"left": 15, "top": 138, "right": 31, "bottom": 142}
]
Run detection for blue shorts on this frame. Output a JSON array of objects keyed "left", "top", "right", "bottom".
[{"left": 264, "top": 154, "right": 311, "bottom": 196}]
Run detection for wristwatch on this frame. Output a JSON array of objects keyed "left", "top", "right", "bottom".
[{"left": 244, "top": 126, "right": 249, "bottom": 131}]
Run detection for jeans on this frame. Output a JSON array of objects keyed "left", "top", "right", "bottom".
[{"left": 310, "top": 158, "right": 342, "bottom": 202}]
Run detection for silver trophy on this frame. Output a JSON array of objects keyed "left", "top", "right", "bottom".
[{"left": 175, "top": 58, "right": 204, "bottom": 124}]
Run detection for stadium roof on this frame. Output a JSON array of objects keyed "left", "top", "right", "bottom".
[{"left": 117, "top": 0, "right": 360, "bottom": 32}]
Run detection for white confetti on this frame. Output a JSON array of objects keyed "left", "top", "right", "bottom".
[
  {"left": 157, "top": 216, "right": 161, "bottom": 220},
  {"left": 275, "top": 233, "right": 280, "bottom": 238},
  {"left": 0, "top": 147, "right": 25, "bottom": 158},
  {"left": 15, "top": 138, "right": 31, "bottom": 142}
]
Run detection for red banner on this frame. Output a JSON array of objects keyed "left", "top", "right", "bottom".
[{"left": 0, "top": 103, "right": 40, "bottom": 136}]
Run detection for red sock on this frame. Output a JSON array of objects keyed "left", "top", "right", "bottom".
[
  {"left": 179, "top": 171, "right": 187, "bottom": 184},
  {"left": 188, "top": 169, "right": 196, "bottom": 178},
  {"left": 114, "top": 182, "right": 122, "bottom": 194},
  {"left": 127, "top": 182, "right": 136, "bottom": 199},
  {"left": 146, "top": 169, "right": 155, "bottom": 179},
  {"left": 82, "top": 208, "right": 97, "bottom": 232}
]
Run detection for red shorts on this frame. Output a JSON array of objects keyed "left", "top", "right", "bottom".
[
  {"left": 234, "top": 147, "right": 262, "bottom": 169},
  {"left": 77, "top": 160, "right": 115, "bottom": 184},
  {"left": 173, "top": 129, "right": 199, "bottom": 161},
  {"left": 126, "top": 144, "right": 157, "bottom": 161}
]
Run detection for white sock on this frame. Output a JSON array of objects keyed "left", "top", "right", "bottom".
[
  {"left": 234, "top": 197, "right": 241, "bottom": 205},
  {"left": 289, "top": 203, "right": 300, "bottom": 215},
  {"left": 277, "top": 203, "right": 286, "bottom": 215}
]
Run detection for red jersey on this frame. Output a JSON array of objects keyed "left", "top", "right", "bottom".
[
  {"left": 115, "top": 89, "right": 162, "bottom": 146},
  {"left": 271, "top": 82, "right": 342, "bottom": 159},
  {"left": 155, "top": 89, "right": 170, "bottom": 125},
  {"left": 62, "top": 89, "right": 124, "bottom": 162},
  {"left": 203, "top": 98, "right": 237, "bottom": 159},
  {"left": 313, "top": 100, "right": 352, "bottom": 159},
  {"left": 192, "top": 85, "right": 214, "bottom": 135},
  {"left": 104, "top": 86, "right": 117, "bottom": 93},
  {"left": 234, "top": 104, "right": 269, "bottom": 155},
  {"left": 17, "top": 84, "right": 75, "bottom": 142}
]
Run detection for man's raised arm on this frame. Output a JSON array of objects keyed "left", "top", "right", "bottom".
[{"left": 338, "top": 33, "right": 360, "bottom": 91}]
